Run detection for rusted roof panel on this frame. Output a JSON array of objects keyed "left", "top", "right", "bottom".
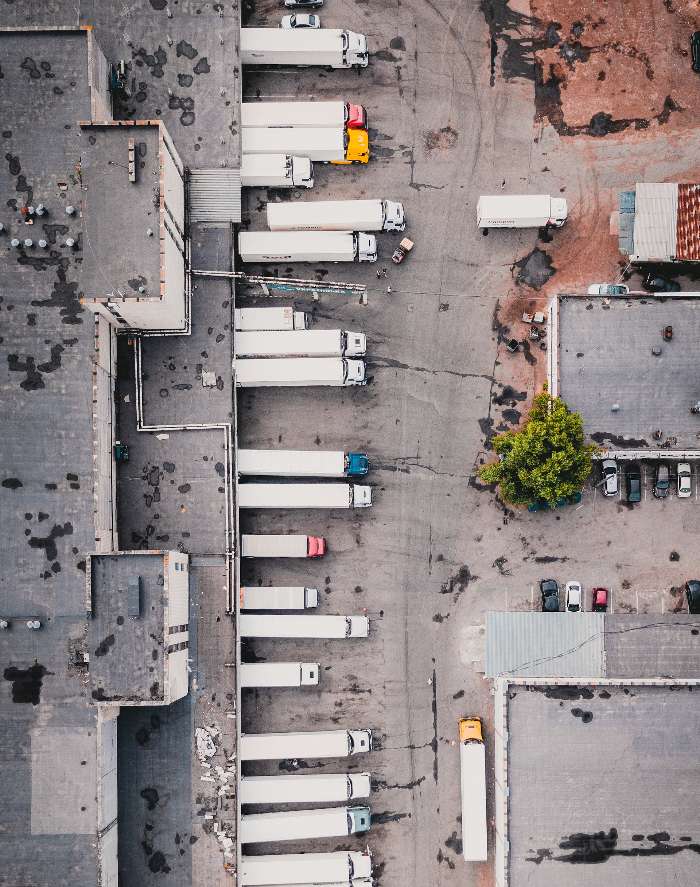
[{"left": 676, "top": 183, "right": 700, "bottom": 261}]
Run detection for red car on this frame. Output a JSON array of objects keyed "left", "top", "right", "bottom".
[{"left": 591, "top": 587, "right": 608, "bottom": 612}]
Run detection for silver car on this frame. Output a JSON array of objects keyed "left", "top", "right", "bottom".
[
  {"left": 601, "top": 459, "right": 618, "bottom": 496},
  {"left": 678, "top": 463, "right": 692, "bottom": 498},
  {"left": 587, "top": 283, "right": 629, "bottom": 296}
]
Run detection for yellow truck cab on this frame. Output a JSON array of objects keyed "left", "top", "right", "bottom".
[
  {"left": 459, "top": 716, "right": 483, "bottom": 744},
  {"left": 332, "top": 128, "right": 369, "bottom": 164}
]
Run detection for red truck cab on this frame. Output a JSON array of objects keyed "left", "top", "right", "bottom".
[
  {"left": 346, "top": 103, "right": 367, "bottom": 129},
  {"left": 308, "top": 536, "right": 326, "bottom": 557}
]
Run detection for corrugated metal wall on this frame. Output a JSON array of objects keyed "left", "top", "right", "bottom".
[{"left": 189, "top": 169, "right": 242, "bottom": 222}]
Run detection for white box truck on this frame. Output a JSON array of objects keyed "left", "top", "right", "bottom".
[
  {"left": 236, "top": 330, "right": 367, "bottom": 358},
  {"left": 240, "top": 29, "right": 369, "bottom": 69},
  {"left": 267, "top": 199, "right": 405, "bottom": 233},
  {"left": 240, "top": 614, "right": 370, "bottom": 638},
  {"left": 240, "top": 534, "right": 326, "bottom": 558},
  {"left": 234, "top": 358, "right": 366, "bottom": 388},
  {"left": 241, "top": 101, "right": 367, "bottom": 130},
  {"left": 240, "top": 729, "right": 373, "bottom": 761},
  {"left": 476, "top": 194, "right": 568, "bottom": 229},
  {"left": 241, "top": 806, "right": 371, "bottom": 844},
  {"left": 240, "top": 850, "right": 373, "bottom": 887},
  {"left": 240, "top": 586, "right": 320, "bottom": 609},
  {"left": 238, "top": 231, "right": 377, "bottom": 264},
  {"left": 235, "top": 306, "right": 309, "bottom": 332},
  {"left": 240, "top": 772, "right": 371, "bottom": 805},
  {"left": 242, "top": 127, "right": 346, "bottom": 163},
  {"left": 240, "top": 154, "right": 314, "bottom": 189},
  {"left": 238, "top": 483, "right": 372, "bottom": 509},
  {"left": 237, "top": 450, "right": 370, "bottom": 478},
  {"left": 459, "top": 717, "right": 487, "bottom": 862},
  {"left": 240, "top": 662, "right": 320, "bottom": 688}
]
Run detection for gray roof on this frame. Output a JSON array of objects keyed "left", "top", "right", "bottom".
[
  {"left": 487, "top": 612, "right": 700, "bottom": 678},
  {"left": 87, "top": 552, "right": 167, "bottom": 703},
  {"left": 486, "top": 612, "right": 605, "bottom": 678},
  {"left": 80, "top": 123, "right": 163, "bottom": 302},
  {"left": 630, "top": 182, "right": 677, "bottom": 262}
]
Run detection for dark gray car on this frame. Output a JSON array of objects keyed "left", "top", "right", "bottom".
[{"left": 653, "top": 463, "right": 670, "bottom": 499}]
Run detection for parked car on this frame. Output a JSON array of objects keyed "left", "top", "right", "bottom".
[
  {"left": 587, "top": 283, "right": 629, "bottom": 296},
  {"left": 540, "top": 578, "right": 559, "bottom": 612},
  {"left": 626, "top": 463, "right": 641, "bottom": 503},
  {"left": 281, "top": 12, "right": 321, "bottom": 27},
  {"left": 565, "top": 581, "right": 583, "bottom": 612},
  {"left": 678, "top": 463, "right": 692, "bottom": 498},
  {"left": 653, "top": 463, "right": 670, "bottom": 498},
  {"left": 686, "top": 580, "right": 700, "bottom": 613},
  {"left": 284, "top": 0, "right": 323, "bottom": 8},
  {"left": 643, "top": 273, "right": 681, "bottom": 292},
  {"left": 591, "top": 587, "right": 608, "bottom": 612},
  {"left": 601, "top": 459, "right": 618, "bottom": 496},
  {"left": 692, "top": 31, "right": 700, "bottom": 73}
]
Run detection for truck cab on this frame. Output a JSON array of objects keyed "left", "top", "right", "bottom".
[
  {"left": 343, "top": 331, "right": 367, "bottom": 356},
  {"left": 347, "top": 806, "right": 371, "bottom": 834},
  {"left": 332, "top": 129, "right": 369, "bottom": 164},
  {"left": 459, "top": 716, "right": 483, "bottom": 744},
  {"left": 352, "top": 485, "right": 373, "bottom": 508},
  {"left": 308, "top": 535, "right": 326, "bottom": 557},
  {"left": 346, "top": 102, "right": 367, "bottom": 129},
  {"left": 346, "top": 452, "right": 370, "bottom": 476},
  {"left": 549, "top": 197, "right": 568, "bottom": 227},
  {"left": 343, "top": 30, "right": 369, "bottom": 67},
  {"left": 383, "top": 200, "right": 405, "bottom": 231}
]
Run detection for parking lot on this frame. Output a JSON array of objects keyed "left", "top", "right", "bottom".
[{"left": 236, "top": 3, "right": 700, "bottom": 887}]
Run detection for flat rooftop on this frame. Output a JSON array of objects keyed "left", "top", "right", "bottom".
[
  {"left": 503, "top": 682, "right": 700, "bottom": 887},
  {"left": 80, "top": 123, "right": 162, "bottom": 302},
  {"left": 88, "top": 552, "right": 167, "bottom": 703},
  {"left": 557, "top": 296, "right": 700, "bottom": 451}
]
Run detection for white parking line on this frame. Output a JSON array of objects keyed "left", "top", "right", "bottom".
[
  {"left": 609, "top": 588, "right": 614, "bottom": 614},
  {"left": 635, "top": 589, "right": 639, "bottom": 613},
  {"left": 661, "top": 595, "right": 665, "bottom": 615},
  {"left": 530, "top": 585, "right": 534, "bottom": 609}
]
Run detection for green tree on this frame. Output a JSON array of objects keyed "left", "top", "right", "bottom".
[{"left": 479, "top": 392, "right": 596, "bottom": 507}]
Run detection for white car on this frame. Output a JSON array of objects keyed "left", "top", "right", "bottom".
[
  {"left": 587, "top": 283, "right": 630, "bottom": 296},
  {"left": 281, "top": 12, "right": 321, "bottom": 27},
  {"left": 678, "top": 463, "right": 692, "bottom": 498},
  {"left": 601, "top": 459, "right": 618, "bottom": 496},
  {"left": 565, "top": 581, "right": 583, "bottom": 612}
]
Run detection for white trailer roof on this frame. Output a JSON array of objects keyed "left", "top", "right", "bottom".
[
  {"left": 240, "top": 851, "right": 372, "bottom": 886},
  {"left": 241, "top": 29, "right": 347, "bottom": 54},
  {"left": 240, "top": 730, "right": 353, "bottom": 761},
  {"left": 234, "top": 357, "right": 347, "bottom": 385},
  {"left": 239, "top": 230, "right": 355, "bottom": 261},
  {"left": 242, "top": 101, "right": 345, "bottom": 129},
  {"left": 240, "top": 614, "right": 353, "bottom": 638},
  {"left": 267, "top": 199, "right": 382, "bottom": 231},
  {"left": 460, "top": 741, "right": 487, "bottom": 861},
  {"left": 242, "top": 127, "right": 345, "bottom": 161},
  {"left": 238, "top": 483, "right": 352, "bottom": 508},
  {"left": 240, "top": 773, "right": 356, "bottom": 805},
  {"left": 235, "top": 330, "right": 343, "bottom": 358},
  {"left": 238, "top": 449, "right": 345, "bottom": 476},
  {"left": 241, "top": 808, "right": 351, "bottom": 844}
]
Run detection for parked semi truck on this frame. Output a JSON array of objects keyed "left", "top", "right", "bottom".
[
  {"left": 241, "top": 101, "right": 367, "bottom": 129},
  {"left": 240, "top": 154, "right": 314, "bottom": 189},
  {"left": 476, "top": 194, "right": 568, "bottom": 229},
  {"left": 238, "top": 483, "right": 372, "bottom": 509},
  {"left": 237, "top": 449, "right": 369, "bottom": 478},
  {"left": 240, "top": 728, "right": 373, "bottom": 761},
  {"left": 235, "top": 330, "right": 367, "bottom": 359},
  {"left": 240, "top": 534, "right": 326, "bottom": 558},
  {"left": 459, "top": 717, "right": 487, "bottom": 862},
  {"left": 242, "top": 127, "right": 369, "bottom": 164},
  {"left": 240, "top": 772, "right": 371, "bottom": 805},
  {"left": 240, "top": 29, "right": 369, "bottom": 69},
  {"left": 238, "top": 231, "right": 377, "bottom": 264},
  {"left": 241, "top": 806, "right": 371, "bottom": 844},
  {"left": 267, "top": 199, "right": 405, "bottom": 233},
  {"left": 240, "top": 586, "right": 320, "bottom": 609},
  {"left": 234, "top": 306, "right": 309, "bottom": 332},
  {"left": 234, "top": 357, "right": 366, "bottom": 388},
  {"left": 240, "top": 662, "right": 320, "bottom": 688},
  {"left": 240, "top": 850, "right": 373, "bottom": 887},
  {"left": 240, "top": 614, "right": 370, "bottom": 638}
]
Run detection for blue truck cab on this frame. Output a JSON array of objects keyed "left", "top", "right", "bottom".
[{"left": 346, "top": 452, "right": 370, "bottom": 476}]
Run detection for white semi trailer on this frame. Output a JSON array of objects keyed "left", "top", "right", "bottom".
[
  {"left": 240, "top": 586, "right": 320, "bottom": 609},
  {"left": 240, "top": 534, "right": 326, "bottom": 558},
  {"left": 240, "top": 772, "right": 371, "bottom": 805},
  {"left": 240, "top": 29, "right": 369, "bottom": 69},
  {"left": 234, "top": 307, "right": 309, "bottom": 332},
  {"left": 234, "top": 358, "right": 366, "bottom": 388},
  {"left": 459, "top": 717, "right": 487, "bottom": 862},
  {"left": 241, "top": 101, "right": 366, "bottom": 129},
  {"left": 241, "top": 806, "right": 371, "bottom": 844},
  {"left": 267, "top": 199, "right": 405, "bottom": 233},
  {"left": 235, "top": 330, "right": 367, "bottom": 358},
  {"left": 240, "top": 729, "right": 373, "bottom": 761},
  {"left": 476, "top": 194, "right": 568, "bottom": 228},
  {"left": 242, "top": 127, "right": 346, "bottom": 162},
  {"left": 240, "top": 662, "right": 320, "bottom": 688},
  {"left": 237, "top": 483, "right": 372, "bottom": 509},
  {"left": 237, "top": 450, "right": 370, "bottom": 478},
  {"left": 240, "top": 850, "right": 373, "bottom": 887},
  {"left": 240, "top": 154, "right": 314, "bottom": 189},
  {"left": 238, "top": 231, "right": 377, "bottom": 264},
  {"left": 240, "top": 614, "right": 370, "bottom": 638}
]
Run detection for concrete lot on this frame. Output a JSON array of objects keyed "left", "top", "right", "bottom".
[
  {"left": 558, "top": 297, "right": 700, "bottom": 451},
  {"left": 506, "top": 683, "right": 700, "bottom": 887},
  {"left": 237, "top": 3, "right": 700, "bottom": 887}
]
